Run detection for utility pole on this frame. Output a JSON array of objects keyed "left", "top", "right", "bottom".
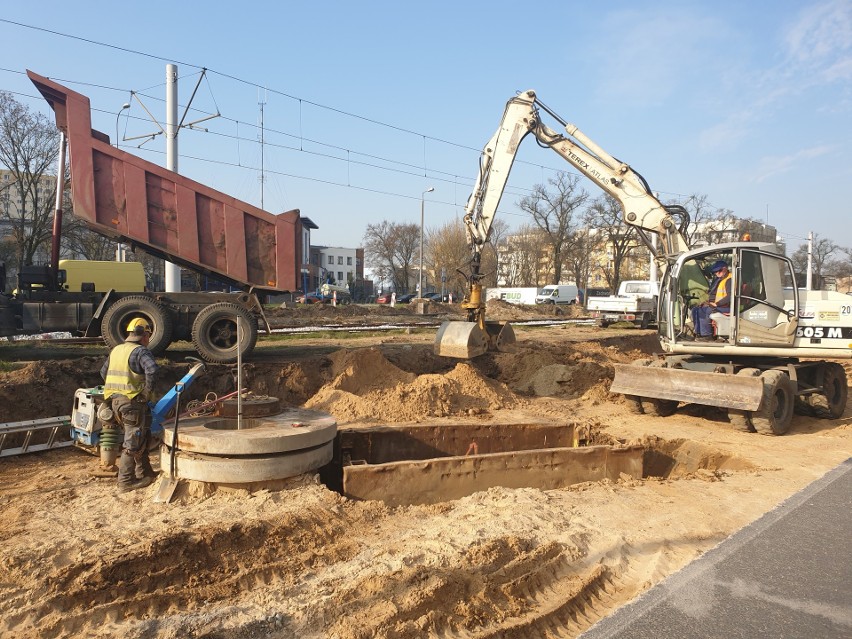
[
  {"left": 806, "top": 231, "right": 813, "bottom": 290},
  {"left": 164, "top": 64, "right": 181, "bottom": 293}
]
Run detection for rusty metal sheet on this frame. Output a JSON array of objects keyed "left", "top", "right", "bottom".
[
  {"left": 28, "top": 71, "right": 300, "bottom": 293},
  {"left": 611, "top": 363, "right": 764, "bottom": 411},
  {"left": 342, "top": 445, "right": 644, "bottom": 507},
  {"left": 338, "top": 422, "right": 579, "bottom": 464}
]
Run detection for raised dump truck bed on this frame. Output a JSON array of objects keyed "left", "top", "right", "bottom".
[
  {"left": 0, "top": 72, "right": 306, "bottom": 363},
  {"left": 28, "top": 70, "right": 300, "bottom": 293}
]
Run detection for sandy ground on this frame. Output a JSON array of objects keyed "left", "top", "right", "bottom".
[{"left": 0, "top": 301, "right": 850, "bottom": 639}]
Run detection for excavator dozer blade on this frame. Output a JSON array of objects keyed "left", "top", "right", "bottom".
[
  {"left": 483, "top": 321, "right": 516, "bottom": 352},
  {"left": 434, "top": 321, "right": 489, "bottom": 359},
  {"left": 611, "top": 363, "right": 765, "bottom": 411}
]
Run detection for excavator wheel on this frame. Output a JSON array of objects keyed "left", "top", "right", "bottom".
[
  {"left": 623, "top": 358, "right": 653, "bottom": 415},
  {"left": 640, "top": 360, "right": 678, "bottom": 417},
  {"left": 808, "top": 362, "right": 848, "bottom": 419},
  {"left": 752, "top": 370, "right": 795, "bottom": 436},
  {"left": 728, "top": 368, "right": 760, "bottom": 432}
]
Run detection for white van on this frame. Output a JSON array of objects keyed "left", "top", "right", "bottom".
[{"left": 535, "top": 284, "right": 578, "bottom": 305}]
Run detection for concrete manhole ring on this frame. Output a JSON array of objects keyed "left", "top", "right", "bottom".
[
  {"left": 161, "top": 441, "right": 333, "bottom": 483},
  {"left": 162, "top": 407, "right": 337, "bottom": 455}
]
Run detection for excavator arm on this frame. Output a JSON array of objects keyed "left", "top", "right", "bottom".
[
  {"left": 436, "top": 90, "right": 690, "bottom": 359},
  {"left": 463, "top": 90, "right": 690, "bottom": 261}
]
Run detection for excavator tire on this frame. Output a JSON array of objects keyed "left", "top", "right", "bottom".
[
  {"left": 623, "top": 358, "right": 654, "bottom": 414},
  {"left": 728, "top": 368, "right": 760, "bottom": 432},
  {"left": 102, "top": 295, "right": 174, "bottom": 355},
  {"left": 191, "top": 302, "right": 258, "bottom": 364},
  {"left": 752, "top": 370, "right": 795, "bottom": 436},
  {"left": 808, "top": 362, "right": 848, "bottom": 419},
  {"left": 640, "top": 360, "right": 679, "bottom": 417}
]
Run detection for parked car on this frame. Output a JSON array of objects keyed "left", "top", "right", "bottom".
[
  {"left": 376, "top": 293, "right": 394, "bottom": 304},
  {"left": 423, "top": 292, "right": 444, "bottom": 302},
  {"left": 296, "top": 292, "right": 323, "bottom": 304},
  {"left": 396, "top": 293, "right": 417, "bottom": 304}
]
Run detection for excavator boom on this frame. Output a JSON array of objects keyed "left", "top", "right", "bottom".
[{"left": 436, "top": 90, "right": 689, "bottom": 358}]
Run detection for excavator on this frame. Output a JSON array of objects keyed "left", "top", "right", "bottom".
[{"left": 435, "top": 90, "right": 851, "bottom": 435}]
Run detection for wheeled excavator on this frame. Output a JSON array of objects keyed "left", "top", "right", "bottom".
[{"left": 435, "top": 90, "right": 851, "bottom": 435}]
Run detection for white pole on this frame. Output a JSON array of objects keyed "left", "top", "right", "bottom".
[
  {"left": 806, "top": 231, "right": 813, "bottom": 290},
  {"left": 419, "top": 187, "right": 434, "bottom": 297},
  {"left": 164, "top": 64, "right": 182, "bottom": 293}
]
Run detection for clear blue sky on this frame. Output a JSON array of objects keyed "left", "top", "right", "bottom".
[{"left": 1, "top": 0, "right": 850, "bottom": 256}]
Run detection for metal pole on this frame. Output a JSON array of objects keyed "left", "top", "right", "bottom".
[
  {"left": 50, "top": 133, "right": 67, "bottom": 289},
  {"left": 164, "top": 64, "right": 182, "bottom": 293},
  {"left": 419, "top": 187, "right": 433, "bottom": 297},
  {"left": 806, "top": 231, "right": 813, "bottom": 290},
  {"left": 236, "top": 315, "right": 243, "bottom": 430}
]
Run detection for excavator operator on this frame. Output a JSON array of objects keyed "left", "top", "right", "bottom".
[
  {"left": 691, "top": 260, "right": 732, "bottom": 339},
  {"left": 100, "top": 317, "right": 160, "bottom": 493}
]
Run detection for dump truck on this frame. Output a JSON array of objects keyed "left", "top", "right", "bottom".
[
  {"left": 0, "top": 72, "right": 304, "bottom": 363},
  {"left": 435, "top": 90, "right": 850, "bottom": 435}
]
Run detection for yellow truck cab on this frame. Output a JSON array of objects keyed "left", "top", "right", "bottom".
[{"left": 58, "top": 260, "right": 146, "bottom": 293}]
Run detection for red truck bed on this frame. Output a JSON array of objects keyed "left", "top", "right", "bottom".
[{"left": 28, "top": 70, "right": 301, "bottom": 293}]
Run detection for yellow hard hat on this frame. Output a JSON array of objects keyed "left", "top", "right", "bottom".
[{"left": 126, "top": 317, "right": 152, "bottom": 334}]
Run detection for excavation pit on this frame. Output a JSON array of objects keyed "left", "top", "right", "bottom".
[{"left": 325, "top": 422, "right": 644, "bottom": 506}]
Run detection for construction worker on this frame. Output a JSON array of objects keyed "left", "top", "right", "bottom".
[
  {"left": 100, "top": 318, "right": 160, "bottom": 493},
  {"left": 691, "top": 260, "right": 732, "bottom": 339}
]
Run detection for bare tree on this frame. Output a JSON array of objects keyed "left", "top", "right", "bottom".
[
  {"left": 563, "top": 227, "right": 601, "bottom": 294},
  {"left": 363, "top": 220, "right": 420, "bottom": 293},
  {"left": 484, "top": 218, "right": 510, "bottom": 287},
  {"left": 427, "top": 218, "right": 470, "bottom": 297},
  {"left": 499, "top": 224, "right": 550, "bottom": 287},
  {"left": 0, "top": 92, "right": 61, "bottom": 274},
  {"left": 791, "top": 234, "right": 838, "bottom": 288},
  {"left": 517, "top": 171, "right": 588, "bottom": 284},
  {"left": 584, "top": 194, "right": 641, "bottom": 293}
]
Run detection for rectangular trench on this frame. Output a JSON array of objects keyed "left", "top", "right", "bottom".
[{"left": 329, "top": 422, "right": 644, "bottom": 507}]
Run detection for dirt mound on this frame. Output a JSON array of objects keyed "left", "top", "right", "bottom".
[
  {"left": 306, "top": 351, "right": 522, "bottom": 423},
  {"left": 0, "top": 357, "right": 104, "bottom": 422},
  {"left": 484, "top": 299, "right": 586, "bottom": 321}
]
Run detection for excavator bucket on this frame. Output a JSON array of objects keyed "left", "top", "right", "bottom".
[
  {"left": 434, "top": 321, "right": 488, "bottom": 358},
  {"left": 610, "top": 363, "right": 765, "bottom": 410},
  {"left": 434, "top": 321, "right": 515, "bottom": 359},
  {"left": 484, "top": 320, "right": 516, "bottom": 352}
]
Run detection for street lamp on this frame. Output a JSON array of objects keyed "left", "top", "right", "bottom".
[
  {"left": 115, "top": 102, "right": 130, "bottom": 149},
  {"left": 419, "top": 186, "right": 434, "bottom": 298}
]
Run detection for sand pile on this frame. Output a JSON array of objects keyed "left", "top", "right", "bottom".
[{"left": 305, "top": 348, "right": 522, "bottom": 423}]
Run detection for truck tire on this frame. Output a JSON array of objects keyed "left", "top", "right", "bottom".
[
  {"left": 597, "top": 319, "right": 610, "bottom": 328},
  {"left": 639, "top": 313, "right": 650, "bottom": 330},
  {"left": 808, "top": 362, "right": 848, "bottom": 419},
  {"left": 752, "top": 370, "right": 794, "bottom": 436},
  {"left": 728, "top": 368, "right": 760, "bottom": 432},
  {"left": 101, "top": 295, "right": 173, "bottom": 355},
  {"left": 191, "top": 302, "right": 258, "bottom": 364}
]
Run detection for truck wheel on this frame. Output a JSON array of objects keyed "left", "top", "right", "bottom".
[
  {"left": 808, "top": 362, "right": 848, "bottom": 419},
  {"left": 191, "top": 302, "right": 258, "bottom": 364},
  {"left": 752, "top": 370, "right": 794, "bottom": 435},
  {"left": 102, "top": 295, "right": 173, "bottom": 355},
  {"left": 728, "top": 368, "right": 760, "bottom": 432},
  {"left": 597, "top": 319, "right": 610, "bottom": 329},
  {"left": 639, "top": 313, "right": 650, "bottom": 330}
]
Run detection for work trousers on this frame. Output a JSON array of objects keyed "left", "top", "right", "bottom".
[{"left": 111, "top": 394, "right": 155, "bottom": 486}]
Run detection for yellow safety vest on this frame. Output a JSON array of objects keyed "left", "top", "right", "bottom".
[
  {"left": 104, "top": 343, "right": 145, "bottom": 399},
  {"left": 715, "top": 273, "right": 732, "bottom": 304}
]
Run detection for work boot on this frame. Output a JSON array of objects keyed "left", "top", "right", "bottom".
[
  {"left": 117, "top": 476, "right": 154, "bottom": 493},
  {"left": 137, "top": 456, "right": 157, "bottom": 479}
]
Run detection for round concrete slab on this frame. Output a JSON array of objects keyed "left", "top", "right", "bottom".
[
  {"left": 163, "top": 407, "right": 336, "bottom": 455},
  {"left": 161, "top": 441, "right": 333, "bottom": 483},
  {"left": 218, "top": 396, "right": 281, "bottom": 418}
]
